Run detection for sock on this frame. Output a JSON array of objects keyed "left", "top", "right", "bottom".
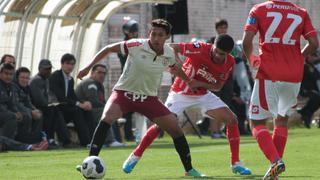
[
  {"left": 133, "top": 124, "right": 159, "bottom": 157},
  {"left": 89, "top": 121, "right": 110, "bottom": 156},
  {"left": 173, "top": 135, "right": 193, "bottom": 172},
  {"left": 252, "top": 125, "right": 280, "bottom": 163},
  {"left": 226, "top": 124, "right": 240, "bottom": 165},
  {"left": 272, "top": 126, "right": 288, "bottom": 158}
]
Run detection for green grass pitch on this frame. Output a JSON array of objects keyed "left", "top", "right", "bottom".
[{"left": 1, "top": 128, "right": 319, "bottom": 179}]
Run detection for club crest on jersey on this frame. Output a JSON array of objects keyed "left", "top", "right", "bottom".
[
  {"left": 193, "top": 42, "right": 201, "bottom": 48},
  {"left": 251, "top": 105, "right": 259, "bottom": 114},
  {"left": 126, "top": 41, "right": 142, "bottom": 48},
  {"left": 162, "top": 58, "right": 170, "bottom": 66}
]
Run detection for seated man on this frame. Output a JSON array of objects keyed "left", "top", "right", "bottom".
[
  {"left": 13, "top": 67, "right": 44, "bottom": 144},
  {"left": 76, "top": 64, "right": 124, "bottom": 147},
  {"left": 0, "top": 63, "right": 21, "bottom": 139},
  {"left": 30, "top": 59, "right": 72, "bottom": 147},
  {"left": 49, "top": 53, "right": 94, "bottom": 146}
]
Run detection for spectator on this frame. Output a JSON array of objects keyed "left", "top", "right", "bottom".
[
  {"left": 76, "top": 64, "right": 124, "bottom": 147},
  {"left": 298, "top": 55, "right": 320, "bottom": 128},
  {"left": 14, "top": 67, "right": 44, "bottom": 144},
  {"left": 116, "top": 19, "right": 141, "bottom": 142},
  {"left": 29, "top": 59, "right": 72, "bottom": 147},
  {"left": 0, "top": 54, "right": 16, "bottom": 68},
  {"left": 0, "top": 63, "right": 21, "bottom": 139},
  {"left": 49, "top": 53, "right": 94, "bottom": 146}
]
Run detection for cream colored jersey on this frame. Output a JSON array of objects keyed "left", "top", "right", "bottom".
[{"left": 114, "top": 39, "right": 176, "bottom": 96}]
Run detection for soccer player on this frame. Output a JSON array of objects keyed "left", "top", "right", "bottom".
[
  {"left": 123, "top": 34, "right": 252, "bottom": 176},
  {"left": 76, "top": 19, "right": 204, "bottom": 177},
  {"left": 242, "top": 0, "right": 319, "bottom": 179}
]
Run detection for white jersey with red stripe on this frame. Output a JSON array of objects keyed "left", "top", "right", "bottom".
[
  {"left": 170, "top": 42, "right": 235, "bottom": 96},
  {"left": 114, "top": 39, "right": 176, "bottom": 96},
  {"left": 244, "top": 0, "right": 317, "bottom": 82}
]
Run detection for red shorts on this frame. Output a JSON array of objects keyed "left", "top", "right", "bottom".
[{"left": 108, "top": 90, "right": 172, "bottom": 120}]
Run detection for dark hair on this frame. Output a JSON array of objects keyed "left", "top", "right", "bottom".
[
  {"left": 214, "top": 34, "right": 234, "bottom": 53},
  {"left": 215, "top": 19, "right": 228, "bottom": 29},
  {"left": 16, "top": 67, "right": 30, "bottom": 78},
  {"left": 61, "top": 53, "right": 76, "bottom": 64},
  {"left": 151, "top": 19, "right": 172, "bottom": 34},
  {"left": 123, "top": 20, "right": 139, "bottom": 34},
  {"left": 91, "top": 64, "right": 107, "bottom": 72},
  {"left": 0, "top": 63, "right": 15, "bottom": 72},
  {"left": 1, "top": 54, "right": 15, "bottom": 64}
]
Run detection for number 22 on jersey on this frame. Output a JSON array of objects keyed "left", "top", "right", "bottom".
[{"left": 265, "top": 12, "right": 302, "bottom": 45}]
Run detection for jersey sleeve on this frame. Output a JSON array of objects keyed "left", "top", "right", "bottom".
[
  {"left": 244, "top": 6, "right": 259, "bottom": 32},
  {"left": 120, "top": 39, "right": 143, "bottom": 55},
  {"left": 179, "top": 42, "right": 204, "bottom": 57},
  {"left": 302, "top": 12, "right": 317, "bottom": 39}
]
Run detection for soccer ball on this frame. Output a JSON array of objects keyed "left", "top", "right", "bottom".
[{"left": 81, "top": 156, "right": 106, "bottom": 179}]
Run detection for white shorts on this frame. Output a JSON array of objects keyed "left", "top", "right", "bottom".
[
  {"left": 249, "top": 79, "right": 300, "bottom": 120},
  {"left": 164, "top": 92, "right": 227, "bottom": 118}
]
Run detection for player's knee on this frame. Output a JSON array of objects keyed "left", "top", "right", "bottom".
[{"left": 226, "top": 113, "right": 238, "bottom": 125}]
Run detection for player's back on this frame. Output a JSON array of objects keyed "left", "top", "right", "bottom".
[{"left": 246, "top": 0, "right": 316, "bottom": 82}]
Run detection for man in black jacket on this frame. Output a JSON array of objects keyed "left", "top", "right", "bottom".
[
  {"left": 0, "top": 63, "right": 21, "bottom": 139},
  {"left": 49, "top": 53, "right": 94, "bottom": 146},
  {"left": 30, "top": 59, "right": 73, "bottom": 147}
]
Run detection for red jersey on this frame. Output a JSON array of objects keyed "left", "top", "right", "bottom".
[
  {"left": 244, "top": 0, "right": 317, "bottom": 82},
  {"left": 171, "top": 42, "right": 235, "bottom": 96}
]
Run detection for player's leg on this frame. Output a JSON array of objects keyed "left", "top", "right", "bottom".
[
  {"left": 153, "top": 113, "right": 204, "bottom": 177},
  {"left": 272, "top": 82, "right": 300, "bottom": 159},
  {"left": 132, "top": 124, "right": 161, "bottom": 157},
  {"left": 206, "top": 106, "right": 251, "bottom": 175},
  {"left": 250, "top": 80, "right": 284, "bottom": 179},
  {"left": 89, "top": 91, "right": 129, "bottom": 156},
  {"left": 131, "top": 93, "right": 187, "bottom": 157},
  {"left": 122, "top": 123, "right": 161, "bottom": 173},
  {"left": 272, "top": 115, "right": 288, "bottom": 158}
]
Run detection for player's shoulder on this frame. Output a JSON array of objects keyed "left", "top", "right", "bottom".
[
  {"left": 226, "top": 54, "right": 236, "bottom": 66},
  {"left": 163, "top": 43, "right": 175, "bottom": 58},
  {"left": 125, "top": 38, "right": 146, "bottom": 48}
]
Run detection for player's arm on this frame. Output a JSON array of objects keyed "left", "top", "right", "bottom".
[
  {"left": 242, "top": 30, "right": 256, "bottom": 63},
  {"left": 77, "top": 42, "right": 121, "bottom": 79},
  {"left": 302, "top": 36, "right": 319, "bottom": 58},
  {"left": 169, "top": 43, "right": 181, "bottom": 54}
]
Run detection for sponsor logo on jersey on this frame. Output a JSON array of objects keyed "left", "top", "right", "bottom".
[
  {"left": 196, "top": 67, "right": 217, "bottom": 83},
  {"left": 126, "top": 41, "right": 142, "bottom": 48},
  {"left": 251, "top": 105, "right": 259, "bottom": 114},
  {"left": 247, "top": 16, "right": 257, "bottom": 25},
  {"left": 185, "top": 50, "right": 201, "bottom": 54}
]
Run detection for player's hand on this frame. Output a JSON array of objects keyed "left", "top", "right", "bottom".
[
  {"left": 79, "top": 101, "right": 92, "bottom": 111},
  {"left": 16, "top": 112, "right": 23, "bottom": 122},
  {"left": 31, "top": 110, "right": 42, "bottom": 120},
  {"left": 187, "top": 79, "right": 202, "bottom": 89},
  {"left": 77, "top": 67, "right": 90, "bottom": 80}
]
